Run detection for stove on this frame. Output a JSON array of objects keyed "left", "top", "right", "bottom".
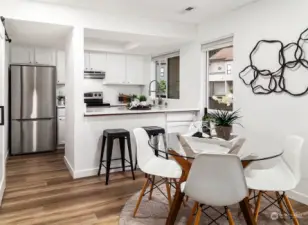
[{"left": 84, "top": 92, "right": 110, "bottom": 107}]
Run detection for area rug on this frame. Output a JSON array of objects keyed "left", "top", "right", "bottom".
[{"left": 119, "top": 186, "right": 304, "bottom": 225}]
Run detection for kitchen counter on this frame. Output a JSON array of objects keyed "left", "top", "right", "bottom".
[{"left": 84, "top": 107, "right": 200, "bottom": 116}]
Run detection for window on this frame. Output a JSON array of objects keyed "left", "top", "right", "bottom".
[
  {"left": 154, "top": 52, "right": 180, "bottom": 99},
  {"left": 202, "top": 37, "right": 233, "bottom": 111}
]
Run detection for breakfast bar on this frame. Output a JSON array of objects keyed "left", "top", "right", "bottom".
[{"left": 76, "top": 107, "right": 200, "bottom": 178}]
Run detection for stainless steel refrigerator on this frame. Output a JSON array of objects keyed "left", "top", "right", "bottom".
[{"left": 9, "top": 65, "right": 57, "bottom": 155}]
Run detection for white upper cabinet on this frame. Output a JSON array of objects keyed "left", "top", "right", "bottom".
[
  {"left": 126, "top": 55, "right": 144, "bottom": 85},
  {"left": 11, "top": 45, "right": 34, "bottom": 64},
  {"left": 56, "top": 50, "right": 66, "bottom": 84},
  {"left": 11, "top": 45, "right": 56, "bottom": 65},
  {"left": 89, "top": 52, "right": 107, "bottom": 71},
  {"left": 106, "top": 53, "right": 126, "bottom": 83},
  {"left": 84, "top": 52, "right": 90, "bottom": 71},
  {"left": 34, "top": 47, "right": 56, "bottom": 65}
]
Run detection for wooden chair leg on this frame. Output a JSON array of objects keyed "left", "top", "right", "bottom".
[
  {"left": 283, "top": 195, "right": 299, "bottom": 225},
  {"left": 165, "top": 179, "right": 172, "bottom": 209},
  {"left": 276, "top": 192, "right": 286, "bottom": 220},
  {"left": 253, "top": 191, "right": 262, "bottom": 222},
  {"left": 148, "top": 175, "right": 155, "bottom": 200},
  {"left": 187, "top": 202, "right": 198, "bottom": 225},
  {"left": 226, "top": 207, "right": 235, "bottom": 225},
  {"left": 193, "top": 204, "right": 202, "bottom": 225},
  {"left": 133, "top": 178, "right": 150, "bottom": 217}
]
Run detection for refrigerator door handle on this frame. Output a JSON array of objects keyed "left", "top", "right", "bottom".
[
  {"left": 0, "top": 106, "right": 4, "bottom": 125},
  {"left": 15, "top": 118, "right": 54, "bottom": 121}
]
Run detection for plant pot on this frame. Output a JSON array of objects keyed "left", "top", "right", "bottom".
[{"left": 215, "top": 126, "right": 232, "bottom": 140}]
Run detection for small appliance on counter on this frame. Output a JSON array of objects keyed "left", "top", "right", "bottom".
[{"left": 84, "top": 92, "right": 110, "bottom": 107}]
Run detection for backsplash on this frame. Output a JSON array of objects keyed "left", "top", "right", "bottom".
[{"left": 83, "top": 79, "right": 144, "bottom": 105}]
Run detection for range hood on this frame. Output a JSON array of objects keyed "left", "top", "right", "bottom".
[{"left": 84, "top": 70, "right": 105, "bottom": 79}]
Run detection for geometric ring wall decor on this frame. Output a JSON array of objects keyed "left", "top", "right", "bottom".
[{"left": 239, "top": 28, "right": 308, "bottom": 96}]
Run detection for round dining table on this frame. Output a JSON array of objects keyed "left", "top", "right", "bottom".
[{"left": 148, "top": 133, "right": 284, "bottom": 225}]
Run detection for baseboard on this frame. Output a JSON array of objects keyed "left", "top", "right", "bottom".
[
  {"left": 63, "top": 156, "right": 75, "bottom": 179},
  {"left": 0, "top": 178, "right": 5, "bottom": 206},
  {"left": 288, "top": 190, "right": 308, "bottom": 205},
  {"left": 73, "top": 166, "right": 131, "bottom": 179}
]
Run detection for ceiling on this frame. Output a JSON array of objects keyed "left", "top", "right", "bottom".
[
  {"left": 84, "top": 28, "right": 190, "bottom": 55},
  {"left": 5, "top": 19, "right": 72, "bottom": 48},
  {"left": 32, "top": 0, "right": 260, "bottom": 23}
]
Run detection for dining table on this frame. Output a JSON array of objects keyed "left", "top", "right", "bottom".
[{"left": 148, "top": 133, "right": 284, "bottom": 225}]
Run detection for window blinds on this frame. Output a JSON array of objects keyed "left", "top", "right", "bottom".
[
  {"left": 152, "top": 51, "right": 180, "bottom": 61},
  {"left": 201, "top": 36, "right": 233, "bottom": 52}
]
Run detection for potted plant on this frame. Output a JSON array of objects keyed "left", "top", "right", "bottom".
[
  {"left": 205, "top": 93, "right": 242, "bottom": 140},
  {"left": 207, "top": 109, "right": 241, "bottom": 140},
  {"left": 158, "top": 80, "right": 166, "bottom": 105}
]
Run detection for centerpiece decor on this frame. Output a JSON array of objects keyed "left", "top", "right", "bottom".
[
  {"left": 205, "top": 94, "right": 242, "bottom": 140},
  {"left": 127, "top": 95, "right": 151, "bottom": 110}
]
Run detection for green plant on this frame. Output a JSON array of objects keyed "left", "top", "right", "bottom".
[
  {"left": 207, "top": 109, "right": 242, "bottom": 127},
  {"left": 159, "top": 80, "right": 166, "bottom": 94},
  {"left": 138, "top": 95, "right": 147, "bottom": 102}
]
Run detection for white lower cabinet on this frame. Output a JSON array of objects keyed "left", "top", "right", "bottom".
[{"left": 57, "top": 117, "right": 65, "bottom": 145}]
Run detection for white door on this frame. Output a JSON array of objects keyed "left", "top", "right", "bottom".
[
  {"left": 0, "top": 22, "right": 7, "bottom": 206},
  {"left": 89, "top": 52, "right": 107, "bottom": 71},
  {"left": 56, "top": 50, "right": 66, "bottom": 84},
  {"left": 106, "top": 53, "right": 126, "bottom": 83},
  {"left": 34, "top": 47, "right": 56, "bottom": 65},
  {"left": 126, "top": 55, "right": 144, "bottom": 84},
  {"left": 10, "top": 45, "right": 33, "bottom": 64}
]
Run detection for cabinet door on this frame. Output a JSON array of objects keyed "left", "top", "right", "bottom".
[
  {"left": 84, "top": 52, "right": 90, "bottom": 71},
  {"left": 57, "top": 117, "right": 65, "bottom": 145},
  {"left": 56, "top": 51, "right": 66, "bottom": 84},
  {"left": 106, "top": 53, "right": 126, "bottom": 83},
  {"left": 11, "top": 45, "right": 33, "bottom": 64},
  {"left": 126, "top": 55, "right": 144, "bottom": 84},
  {"left": 89, "top": 52, "right": 107, "bottom": 71},
  {"left": 34, "top": 47, "right": 56, "bottom": 65}
]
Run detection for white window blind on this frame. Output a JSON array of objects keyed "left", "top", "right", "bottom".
[
  {"left": 201, "top": 36, "right": 233, "bottom": 52},
  {"left": 152, "top": 51, "right": 180, "bottom": 61}
]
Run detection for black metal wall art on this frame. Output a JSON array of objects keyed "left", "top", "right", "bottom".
[{"left": 239, "top": 28, "right": 308, "bottom": 96}]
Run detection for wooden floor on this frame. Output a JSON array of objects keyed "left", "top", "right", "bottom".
[
  {"left": 1, "top": 151, "right": 308, "bottom": 225},
  {"left": 0, "top": 150, "right": 144, "bottom": 225}
]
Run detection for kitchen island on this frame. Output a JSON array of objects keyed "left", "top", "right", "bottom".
[{"left": 67, "top": 107, "right": 199, "bottom": 179}]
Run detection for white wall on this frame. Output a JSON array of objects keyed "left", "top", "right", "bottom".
[
  {"left": 64, "top": 27, "right": 84, "bottom": 173},
  {"left": 198, "top": 0, "right": 308, "bottom": 203}
]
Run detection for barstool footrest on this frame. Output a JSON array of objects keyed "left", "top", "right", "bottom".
[{"left": 100, "top": 165, "right": 134, "bottom": 170}]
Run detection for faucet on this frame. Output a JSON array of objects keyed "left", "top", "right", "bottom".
[{"left": 148, "top": 80, "right": 161, "bottom": 97}]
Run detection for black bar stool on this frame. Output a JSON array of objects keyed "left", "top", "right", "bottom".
[
  {"left": 134, "top": 126, "right": 167, "bottom": 170},
  {"left": 98, "top": 129, "right": 135, "bottom": 185}
]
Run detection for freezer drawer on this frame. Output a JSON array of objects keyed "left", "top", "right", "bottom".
[{"left": 11, "top": 119, "right": 56, "bottom": 155}]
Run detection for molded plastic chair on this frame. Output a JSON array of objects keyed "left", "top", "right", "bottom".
[
  {"left": 245, "top": 135, "right": 304, "bottom": 225},
  {"left": 182, "top": 153, "right": 248, "bottom": 225},
  {"left": 132, "top": 128, "right": 182, "bottom": 217}
]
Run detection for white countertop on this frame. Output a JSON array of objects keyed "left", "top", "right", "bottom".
[
  {"left": 84, "top": 106, "right": 199, "bottom": 116},
  {"left": 57, "top": 105, "right": 65, "bottom": 108}
]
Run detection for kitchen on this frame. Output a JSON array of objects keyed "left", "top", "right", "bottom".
[{"left": 3, "top": 18, "right": 200, "bottom": 178}]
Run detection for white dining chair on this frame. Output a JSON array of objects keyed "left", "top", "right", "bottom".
[
  {"left": 132, "top": 128, "right": 182, "bottom": 217},
  {"left": 182, "top": 153, "right": 249, "bottom": 225},
  {"left": 245, "top": 135, "right": 304, "bottom": 225}
]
